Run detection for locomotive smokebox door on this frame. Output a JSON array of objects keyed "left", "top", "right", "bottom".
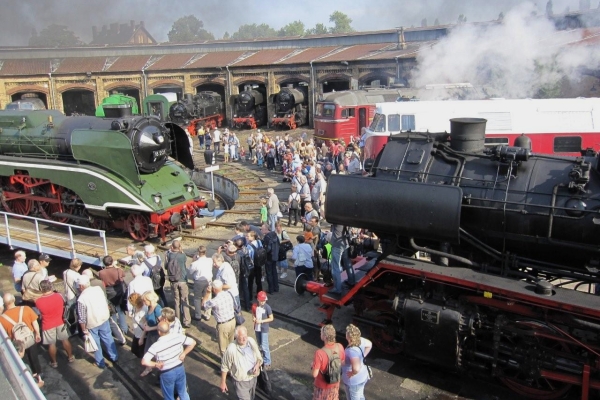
[{"left": 403, "top": 299, "right": 462, "bottom": 370}]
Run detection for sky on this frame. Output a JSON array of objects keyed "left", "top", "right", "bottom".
[{"left": 0, "top": 0, "right": 590, "bottom": 46}]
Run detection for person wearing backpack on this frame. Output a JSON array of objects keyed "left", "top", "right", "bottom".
[
  {"left": 144, "top": 244, "right": 167, "bottom": 307},
  {"left": 342, "top": 324, "right": 373, "bottom": 400},
  {"left": 1, "top": 292, "right": 42, "bottom": 381},
  {"left": 312, "top": 324, "right": 346, "bottom": 400},
  {"left": 165, "top": 240, "right": 191, "bottom": 328},
  {"left": 98, "top": 255, "right": 128, "bottom": 335},
  {"left": 288, "top": 186, "right": 301, "bottom": 227}
]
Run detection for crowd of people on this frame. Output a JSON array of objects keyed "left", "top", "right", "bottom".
[{"left": 1, "top": 127, "right": 380, "bottom": 399}]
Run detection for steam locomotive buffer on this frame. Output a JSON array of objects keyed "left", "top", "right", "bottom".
[{"left": 296, "top": 118, "right": 600, "bottom": 399}]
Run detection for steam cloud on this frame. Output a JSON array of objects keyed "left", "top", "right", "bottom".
[{"left": 412, "top": 2, "right": 600, "bottom": 98}]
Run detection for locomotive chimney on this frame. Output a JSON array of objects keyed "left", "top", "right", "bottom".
[
  {"left": 184, "top": 93, "right": 193, "bottom": 103},
  {"left": 449, "top": 118, "right": 487, "bottom": 152}
]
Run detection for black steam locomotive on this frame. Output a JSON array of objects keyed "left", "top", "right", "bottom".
[
  {"left": 231, "top": 89, "right": 267, "bottom": 129},
  {"left": 271, "top": 87, "right": 308, "bottom": 129},
  {"left": 168, "top": 91, "right": 224, "bottom": 128},
  {"left": 319, "top": 119, "right": 600, "bottom": 399}
]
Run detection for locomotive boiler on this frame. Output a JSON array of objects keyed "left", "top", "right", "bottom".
[
  {"left": 231, "top": 89, "right": 267, "bottom": 129},
  {"left": 168, "top": 91, "right": 224, "bottom": 133},
  {"left": 316, "top": 118, "right": 600, "bottom": 399},
  {"left": 0, "top": 107, "right": 213, "bottom": 242},
  {"left": 270, "top": 87, "right": 308, "bottom": 129}
]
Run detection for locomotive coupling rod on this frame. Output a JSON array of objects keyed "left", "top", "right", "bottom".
[{"left": 352, "top": 315, "right": 390, "bottom": 329}]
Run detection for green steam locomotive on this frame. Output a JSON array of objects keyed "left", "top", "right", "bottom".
[{"left": 0, "top": 100, "right": 212, "bottom": 241}]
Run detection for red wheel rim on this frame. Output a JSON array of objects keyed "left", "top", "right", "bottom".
[
  {"left": 1, "top": 179, "right": 32, "bottom": 216},
  {"left": 370, "top": 313, "right": 402, "bottom": 354},
  {"left": 126, "top": 213, "right": 149, "bottom": 241},
  {"left": 37, "top": 183, "right": 69, "bottom": 223},
  {"left": 499, "top": 321, "right": 572, "bottom": 399}
]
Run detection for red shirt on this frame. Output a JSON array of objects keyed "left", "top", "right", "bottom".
[
  {"left": 35, "top": 292, "right": 65, "bottom": 330},
  {"left": 0, "top": 306, "right": 38, "bottom": 339},
  {"left": 312, "top": 342, "right": 346, "bottom": 389}
]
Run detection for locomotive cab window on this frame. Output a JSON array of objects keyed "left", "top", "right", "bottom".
[
  {"left": 341, "top": 108, "right": 355, "bottom": 118},
  {"left": 554, "top": 136, "right": 582, "bottom": 153},
  {"left": 388, "top": 114, "right": 401, "bottom": 132},
  {"left": 401, "top": 115, "right": 415, "bottom": 131},
  {"left": 317, "top": 103, "right": 335, "bottom": 117},
  {"left": 370, "top": 113, "right": 386, "bottom": 132}
]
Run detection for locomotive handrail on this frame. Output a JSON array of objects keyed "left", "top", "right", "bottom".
[{"left": 0, "top": 211, "right": 108, "bottom": 266}]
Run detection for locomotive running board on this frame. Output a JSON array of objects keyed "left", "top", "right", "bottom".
[{"left": 309, "top": 254, "right": 600, "bottom": 324}]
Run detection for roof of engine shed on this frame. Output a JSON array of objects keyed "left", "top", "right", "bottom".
[
  {"left": 0, "top": 20, "right": 597, "bottom": 77},
  {"left": 0, "top": 41, "right": 434, "bottom": 76}
]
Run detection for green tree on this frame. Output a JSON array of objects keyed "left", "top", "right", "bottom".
[
  {"left": 457, "top": 14, "right": 467, "bottom": 24},
  {"left": 434, "top": 18, "right": 440, "bottom": 25},
  {"left": 231, "top": 23, "right": 277, "bottom": 40},
  {"left": 278, "top": 20, "right": 306, "bottom": 37},
  {"left": 223, "top": 31, "right": 230, "bottom": 40},
  {"left": 306, "top": 23, "right": 328, "bottom": 35},
  {"left": 421, "top": 18, "right": 428, "bottom": 27},
  {"left": 167, "top": 15, "right": 214, "bottom": 42},
  {"left": 498, "top": 12, "right": 505, "bottom": 21},
  {"left": 29, "top": 24, "right": 83, "bottom": 47},
  {"left": 329, "top": 11, "right": 354, "bottom": 33}
]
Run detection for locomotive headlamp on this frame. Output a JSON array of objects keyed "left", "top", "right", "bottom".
[
  {"left": 153, "top": 132, "right": 165, "bottom": 144},
  {"left": 152, "top": 193, "right": 162, "bottom": 204},
  {"left": 184, "top": 183, "right": 194, "bottom": 193}
]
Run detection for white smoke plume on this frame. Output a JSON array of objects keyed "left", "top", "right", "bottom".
[{"left": 412, "top": 2, "right": 600, "bottom": 99}]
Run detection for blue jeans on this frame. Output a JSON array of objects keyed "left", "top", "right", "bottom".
[
  {"left": 343, "top": 249, "right": 355, "bottom": 285},
  {"left": 265, "top": 260, "right": 279, "bottom": 293},
  {"left": 160, "top": 364, "right": 190, "bottom": 400},
  {"left": 111, "top": 305, "right": 128, "bottom": 334},
  {"left": 89, "top": 319, "right": 118, "bottom": 367},
  {"left": 256, "top": 331, "right": 271, "bottom": 366},
  {"left": 330, "top": 246, "right": 344, "bottom": 293},
  {"left": 344, "top": 382, "right": 366, "bottom": 400},
  {"left": 278, "top": 260, "right": 288, "bottom": 271},
  {"left": 268, "top": 214, "right": 278, "bottom": 232}
]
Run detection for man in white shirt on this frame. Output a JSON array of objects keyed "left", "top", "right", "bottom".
[
  {"left": 142, "top": 321, "right": 196, "bottom": 400},
  {"left": 188, "top": 245, "right": 213, "bottom": 321},
  {"left": 213, "top": 128, "right": 222, "bottom": 154},
  {"left": 213, "top": 253, "right": 239, "bottom": 306}
]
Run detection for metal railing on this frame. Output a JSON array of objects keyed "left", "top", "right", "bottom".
[
  {"left": 0, "top": 326, "right": 45, "bottom": 400},
  {"left": 0, "top": 211, "right": 108, "bottom": 266}
]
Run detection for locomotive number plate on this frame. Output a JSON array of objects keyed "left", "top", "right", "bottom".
[
  {"left": 153, "top": 149, "right": 167, "bottom": 157},
  {"left": 421, "top": 309, "right": 440, "bottom": 324}
]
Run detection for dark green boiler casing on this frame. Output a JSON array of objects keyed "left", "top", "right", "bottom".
[{"left": 0, "top": 109, "right": 211, "bottom": 241}]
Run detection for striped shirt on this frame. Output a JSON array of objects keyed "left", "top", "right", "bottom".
[
  {"left": 204, "top": 290, "right": 235, "bottom": 323},
  {"left": 143, "top": 332, "right": 195, "bottom": 371}
]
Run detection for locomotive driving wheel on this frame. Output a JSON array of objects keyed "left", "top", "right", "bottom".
[
  {"left": 498, "top": 321, "right": 572, "bottom": 400},
  {"left": 370, "top": 312, "right": 402, "bottom": 354},
  {"left": 1, "top": 179, "right": 32, "bottom": 216},
  {"left": 125, "top": 213, "right": 149, "bottom": 241},
  {"left": 36, "top": 183, "right": 69, "bottom": 223}
]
